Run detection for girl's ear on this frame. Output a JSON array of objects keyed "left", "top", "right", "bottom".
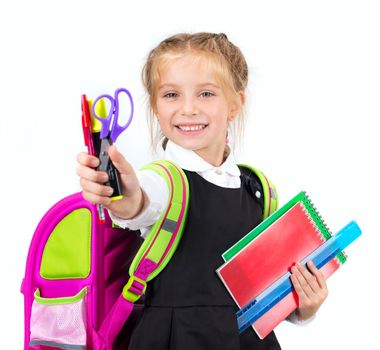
[{"left": 228, "top": 91, "right": 245, "bottom": 122}]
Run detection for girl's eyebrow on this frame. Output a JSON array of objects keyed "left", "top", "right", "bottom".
[
  {"left": 158, "top": 83, "right": 221, "bottom": 90},
  {"left": 198, "top": 83, "right": 221, "bottom": 89},
  {"left": 158, "top": 84, "right": 176, "bottom": 90}
]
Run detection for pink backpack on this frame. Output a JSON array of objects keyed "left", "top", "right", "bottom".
[{"left": 21, "top": 160, "right": 190, "bottom": 350}]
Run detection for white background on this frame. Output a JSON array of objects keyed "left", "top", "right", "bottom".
[{"left": 1, "top": 0, "right": 379, "bottom": 348}]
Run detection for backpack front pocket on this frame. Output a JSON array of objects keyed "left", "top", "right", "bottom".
[{"left": 29, "top": 287, "right": 87, "bottom": 349}]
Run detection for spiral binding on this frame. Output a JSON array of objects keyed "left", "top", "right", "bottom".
[
  {"left": 299, "top": 201, "right": 324, "bottom": 240},
  {"left": 300, "top": 191, "right": 346, "bottom": 265}
]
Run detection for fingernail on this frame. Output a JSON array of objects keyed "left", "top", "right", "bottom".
[{"left": 107, "top": 188, "right": 114, "bottom": 196}]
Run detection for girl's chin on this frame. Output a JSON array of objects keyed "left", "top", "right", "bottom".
[{"left": 173, "top": 140, "right": 204, "bottom": 150}]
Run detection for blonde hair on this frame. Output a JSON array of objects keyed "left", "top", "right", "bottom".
[{"left": 141, "top": 32, "right": 249, "bottom": 152}]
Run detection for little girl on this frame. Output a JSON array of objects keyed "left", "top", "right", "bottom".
[{"left": 77, "top": 32, "right": 328, "bottom": 350}]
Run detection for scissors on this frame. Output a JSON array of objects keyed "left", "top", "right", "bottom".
[
  {"left": 91, "top": 87, "right": 134, "bottom": 200},
  {"left": 92, "top": 87, "right": 134, "bottom": 141}
]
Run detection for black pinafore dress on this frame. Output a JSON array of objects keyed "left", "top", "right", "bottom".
[{"left": 128, "top": 169, "right": 282, "bottom": 350}]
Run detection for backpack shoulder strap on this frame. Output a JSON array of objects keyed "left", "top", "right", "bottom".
[
  {"left": 98, "top": 160, "right": 189, "bottom": 347},
  {"left": 238, "top": 164, "right": 278, "bottom": 220},
  {"left": 125, "top": 160, "right": 189, "bottom": 301}
]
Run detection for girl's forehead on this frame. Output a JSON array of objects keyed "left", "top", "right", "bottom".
[
  {"left": 159, "top": 53, "right": 209, "bottom": 72},
  {"left": 158, "top": 53, "right": 224, "bottom": 86}
]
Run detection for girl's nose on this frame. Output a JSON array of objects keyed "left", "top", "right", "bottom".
[{"left": 180, "top": 97, "right": 199, "bottom": 116}]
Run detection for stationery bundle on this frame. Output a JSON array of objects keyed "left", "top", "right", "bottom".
[{"left": 216, "top": 191, "right": 361, "bottom": 338}]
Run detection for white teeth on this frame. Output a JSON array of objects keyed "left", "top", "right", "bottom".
[{"left": 178, "top": 124, "right": 206, "bottom": 131}]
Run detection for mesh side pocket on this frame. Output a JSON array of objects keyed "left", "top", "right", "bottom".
[{"left": 30, "top": 288, "right": 87, "bottom": 349}]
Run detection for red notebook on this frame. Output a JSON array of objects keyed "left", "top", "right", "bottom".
[{"left": 217, "top": 201, "right": 341, "bottom": 339}]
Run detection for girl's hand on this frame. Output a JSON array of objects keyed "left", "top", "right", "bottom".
[
  {"left": 76, "top": 145, "right": 145, "bottom": 219},
  {"left": 290, "top": 261, "right": 329, "bottom": 321}
]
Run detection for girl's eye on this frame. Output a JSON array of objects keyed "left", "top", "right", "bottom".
[
  {"left": 163, "top": 92, "right": 178, "bottom": 99},
  {"left": 200, "top": 91, "right": 215, "bottom": 98}
]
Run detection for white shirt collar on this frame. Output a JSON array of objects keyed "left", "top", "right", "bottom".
[{"left": 164, "top": 140, "right": 241, "bottom": 177}]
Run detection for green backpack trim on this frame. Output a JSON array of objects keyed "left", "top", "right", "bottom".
[
  {"left": 128, "top": 160, "right": 189, "bottom": 281},
  {"left": 34, "top": 287, "right": 87, "bottom": 305}
]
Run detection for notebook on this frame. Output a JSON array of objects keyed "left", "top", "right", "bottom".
[
  {"left": 235, "top": 220, "right": 361, "bottom": 334},
  {"left": 216, "top": 192, "right": 351, "bottom": 339}
]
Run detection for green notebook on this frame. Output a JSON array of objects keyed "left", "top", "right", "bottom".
[{"left": 222, "top": 191, "right": 347, "bottom": 264}]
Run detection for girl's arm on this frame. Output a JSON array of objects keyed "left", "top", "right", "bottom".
[{"left": 290, "top": 260, "right": 329, "bottom": 321}]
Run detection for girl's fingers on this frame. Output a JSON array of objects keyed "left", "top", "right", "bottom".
[
  {"left": 306, "top": 260, "right": 328, "bottom": 290},
  {"left": 108, "top": 145, "right": 141, "bottom": 197},
  {"left": 291, "top": 266, "right": 315, "bottom": 304},
  {"left": 82, "top": 190, "right": 112, "bottom": 207},
  {"left": 108, "top": 145, "right": 135, "bottom": 176},
  {"left": 77, "top": 163, "right": 109, "bottom": 183},
  {"left": 294, "top": 263, "right": 320, "bottom": 295},
  {"left": 77, "top": 152, "right": 100, "bottom": 168},
  {"left": 290, "top": 272, "right": 308, "bottom": 302},
  {"left": 291, "top": 262, "right": 329, "bottom": 303},
  {"left": 80, "top": 178, "right": 114, "bottom": 198},
  {"left": 291, "top": 262, "right": 329, "bottom": 320},
  {"left": 76, "top": 152, "right": 108, "bottom": 184}
]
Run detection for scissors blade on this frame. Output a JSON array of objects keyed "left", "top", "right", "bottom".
[
  {"left": 97, "top": 138, "right": 112, "bottom": 173},
  {"left": 96, "top": 137, "right": 124, "bottom": 199}
]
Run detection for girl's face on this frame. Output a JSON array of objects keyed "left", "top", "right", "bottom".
[{"left": 154, "top": 54, "right": 241, "bottom": 166}]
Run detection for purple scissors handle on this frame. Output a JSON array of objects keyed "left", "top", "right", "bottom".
[{"left": 92, "top": 87, "right": 134, "bottom": 142}]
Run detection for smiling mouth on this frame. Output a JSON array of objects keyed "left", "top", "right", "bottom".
[{"left": 176, "top": 124, "right": 208, "bottom": 131}]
